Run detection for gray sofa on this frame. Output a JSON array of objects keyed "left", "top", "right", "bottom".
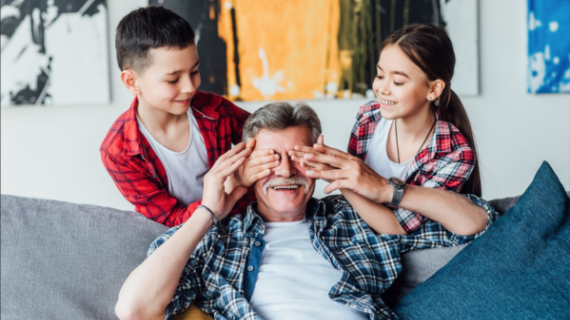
[{"left": 1, "top": 194, "right": 521, "bottom": 320}]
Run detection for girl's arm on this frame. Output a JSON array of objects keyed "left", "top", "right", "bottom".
[
  {"left": 290, "top": 137, "right": 487, "bottom": 236},
  {"left": 341, "top": 189, "right": 407, "bottom": 235}
]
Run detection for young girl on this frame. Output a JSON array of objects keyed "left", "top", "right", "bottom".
[{"left": 291, "top": 24, "right": 487, "bottom": 237}]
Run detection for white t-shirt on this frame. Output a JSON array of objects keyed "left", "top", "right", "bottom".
[
  {"left": 137, "top": 109, "right": 209, "bottom": 206},
  {"left": 249, "top": 219, "right": 368, "bottom": 320},
  {"left": 364, "top": 117, "right": 413, "bottom": 180}
]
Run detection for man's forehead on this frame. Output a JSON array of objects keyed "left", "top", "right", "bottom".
[{"left": 254, "top": 127, "right": 312, "bottom": 151}]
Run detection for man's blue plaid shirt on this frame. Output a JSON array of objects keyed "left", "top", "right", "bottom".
[{"left": 148, "top": 195, "right": 498, "bottom": 320}]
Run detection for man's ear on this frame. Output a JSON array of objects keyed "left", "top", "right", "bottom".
[
  {"left": 120, "top": 70, "right": 141, "bottom": 96},
  {"left": 429, "top": 79, "right": 446, "bottom": 100}
]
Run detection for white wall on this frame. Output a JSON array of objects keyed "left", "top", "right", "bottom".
[{"left": 1, "top": 0, "right": 569, "bottom": 211}]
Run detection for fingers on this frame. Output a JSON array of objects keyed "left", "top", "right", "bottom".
[
  {"left": 289, "top": 150, "right": 312, "bottom": 163},
  {"left": 317, "top": 135, "right": 324, "bottom": 145},
  {"left": 249, "top": 168, "right": 272, "bottom": 182},
  {"left": 246, "top": 138, "right": 256, "bottom": 149},
  {"left": 323, "top": 180, "right": 348, "bottom": 194},
  {"left": 298, "top": 158, "right": 334, "bottom": 171},
  {"left": 218, "top": 157, "right": 246, "bottom": 178},
  {"left": 293, "top": 145, "right": 318, "bottom": 154},
  {"left": 248, "top": 152, "right": 280, "bottom": 167},
  {"left": 305, "top": 168, "right": 350, "bottom": 181},
  {"left": 302, "top": 151, "right": 347, "bottom": 168},
  {"left": 212, "top": 146, "right": 251, "bottom": 174}
]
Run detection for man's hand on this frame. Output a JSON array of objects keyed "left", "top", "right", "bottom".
[
  {"left": 202, "top": 142, "right": 252, "bottom": 220},
  {"left": 290, "top": 135, "right": 392, "bottom": 204},
  {"left": 233, "top": 139, "right": 280, "bottom": 187}
]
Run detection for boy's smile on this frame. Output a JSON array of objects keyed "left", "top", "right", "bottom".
[{"left": 134, "top": 44, "right": 201, "bottom": 117}]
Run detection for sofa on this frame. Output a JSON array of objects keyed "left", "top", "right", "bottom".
[{"left": 2, "top": 164, "right": 568, "bottom": 319}]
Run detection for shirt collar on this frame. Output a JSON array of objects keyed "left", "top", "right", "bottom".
[
  {"left": 123, "top": 96, "right": 143, "bottom": 156},
  {"left": 360, "top": 103, "right": 453, "bottom": 156},
  {"left": 357, "top": 101, "right": 382, "bottom": 125},
  {"left": 121, "top": 91, "right": 224, "bottom": 156}
]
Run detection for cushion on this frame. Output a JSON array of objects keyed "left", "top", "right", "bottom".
[
  {"left": 0, "top": 195, "right": 168, "bottom": 320},
  {"left": 393, "top": 161, "right": 570, "bottom": 319}
]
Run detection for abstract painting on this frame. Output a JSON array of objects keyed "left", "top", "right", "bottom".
[
  {"left": 528, "top": 0, "right": 570, "bottom": 93},
  {"left": 1, "top": 0, "right": 110, "bottom": 106},
  {"left": 150, "top": 0, "right": 478, "bottom": 101}
]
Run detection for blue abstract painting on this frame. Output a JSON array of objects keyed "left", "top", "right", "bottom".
[{"left": 528, "top": 0, "right": 570, "bottom": 93}]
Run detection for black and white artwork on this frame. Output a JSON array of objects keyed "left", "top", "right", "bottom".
[{"left": 1, "top": 0, "right": 110, "bottom": 106}]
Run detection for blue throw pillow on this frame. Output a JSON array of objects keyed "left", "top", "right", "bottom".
[{"left": 393, "top": 161, "right": 570, "bottom": 319}]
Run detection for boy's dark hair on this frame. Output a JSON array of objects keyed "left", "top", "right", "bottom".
[{"left": 115, "top": 6, "right": 195, "bottom": 73}]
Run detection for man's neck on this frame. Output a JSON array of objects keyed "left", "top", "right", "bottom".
[{"left": 257, "top": 205, "right": 307, "bottom": 223}]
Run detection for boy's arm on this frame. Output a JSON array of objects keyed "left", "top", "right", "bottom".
[
  {"left": 115, "top": 143, "right": 251, "bottom": 320},
  {"left": 102, "top": 152, "right": 197, "bottom": 227}
]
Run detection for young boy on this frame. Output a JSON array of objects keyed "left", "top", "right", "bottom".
[{"left": 101, "top": 7, "right": 277, "bottom": 227}]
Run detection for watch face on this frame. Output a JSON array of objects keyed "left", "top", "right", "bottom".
[{"left": 389, "top": 177, "right": 405, "bottom": 187}]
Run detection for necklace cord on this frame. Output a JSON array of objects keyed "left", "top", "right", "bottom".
[{"left": 394, "top": 117, "right": 437, "bottom": 164}]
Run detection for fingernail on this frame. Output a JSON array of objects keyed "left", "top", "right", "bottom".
[
  {"left": 275, "top": 160, "right": 279, "bottom": 164},
  {"left": 306, "top": 170, "right": 314, "bottom": 175},
  {"left": 275, "top": 154, "right": 280, "bottom": 159},
  {"left": 269, "top": 150, "right": 274, "bottom": 154}
]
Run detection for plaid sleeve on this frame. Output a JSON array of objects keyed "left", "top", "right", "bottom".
[
  {"left": 398, "top": 194, "right": 499, "bottom": 253},
  {"left": 394, "top": 147, "right": 476, "bottom": 233},
  {"left": 147, "top": 225, "right": 210, "bottom": 320},
  {"left": 101, "top": 152, "right": 194, "bottom": 227}
]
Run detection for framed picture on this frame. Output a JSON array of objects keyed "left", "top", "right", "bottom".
[
  {"left": 528, "top": 0, "right": 570, "bottom": 93},
  {"left": 152, "top": 0, "right": 479, "bottom": 101},
  {"left": 1, "top": 0, "right": 110, "bottom": 106}
]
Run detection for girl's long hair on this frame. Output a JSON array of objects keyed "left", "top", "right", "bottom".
[{"left": 381, "top": 24, "right": 482, "bottom": 196}]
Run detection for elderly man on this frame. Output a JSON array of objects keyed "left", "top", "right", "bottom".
[{"left": 115, "top": 102, "right": 497, "bottom": 320}]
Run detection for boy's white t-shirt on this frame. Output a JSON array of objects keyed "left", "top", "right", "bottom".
[
  {"left": 364, "top": 117, "right": 413, "bottom": 180},
  {"left": 249, "top": 219, "right": 368, "bottom": 320},
  {"left": 137, "top": 108, "right": 209, "bottom": 206}
]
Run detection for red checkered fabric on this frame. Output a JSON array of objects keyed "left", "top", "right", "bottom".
[
  {"left": 348, "top": 101, "right": 476, "bottom": 233},
  {"left": 100, "top": 91, "right": 254, "bottom": 227}
]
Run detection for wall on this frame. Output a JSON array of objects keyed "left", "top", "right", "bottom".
[{"left": 1, "top": 0, "right": 569, "bottom": 211}]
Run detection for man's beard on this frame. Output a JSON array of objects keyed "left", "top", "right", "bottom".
[{"left": 262, "top": 176, "right": 311, "bottom": 196}]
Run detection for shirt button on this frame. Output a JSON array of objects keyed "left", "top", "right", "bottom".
[
  {"left": 255, "top": 241, "right": 261, "bottom": 247},
  {"left": 247, "top": 266, "right": 254, "bottom": 272}
]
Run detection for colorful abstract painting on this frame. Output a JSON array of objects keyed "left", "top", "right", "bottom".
[
  {"left": 150, "top": 0, "right": 478, "bottom": 101},
  {"left": 528, "top": 0, "right": 570, "bottom": 93},
  {"left": 1, "top": 0, "right": 110, "bottom": 106}
]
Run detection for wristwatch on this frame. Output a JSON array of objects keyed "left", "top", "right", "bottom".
[{"left": 387, "top": 177, "right": 406, "bottom": 207}]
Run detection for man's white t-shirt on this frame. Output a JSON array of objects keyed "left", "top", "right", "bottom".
[
  {"left": 364, "top": 117, "right": 413, "bottom": 180},
  {"left": 137, "top": 109, "right": 209, "bottom": 206},
  {"left": 249, "top": 219, "right": 368, "bottom": 320}
]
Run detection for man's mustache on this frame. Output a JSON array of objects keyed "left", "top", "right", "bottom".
[{"left": 263, "top": 176, "right": 311, "bottom": 196}]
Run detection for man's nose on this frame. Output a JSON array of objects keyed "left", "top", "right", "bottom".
[{"left": 274, "top": 152, "right": 296, "bottom": 177}]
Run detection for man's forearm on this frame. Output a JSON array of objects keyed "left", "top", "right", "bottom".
[
  {"left": 115, "top": 208, "right": 214, "bottom": 320},
  {"left": 399, "top": 186, "right": 488, "bottom": 236}
]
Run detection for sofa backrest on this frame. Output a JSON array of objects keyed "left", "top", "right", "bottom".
[
  {"left": 1, "top": 195, "right": 168, "bottom": 320},
  {"left": 3, "top": 192, "right": 553, "bottom": 319}
]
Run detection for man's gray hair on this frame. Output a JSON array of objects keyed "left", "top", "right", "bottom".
[{"left": 242, "top": 102, "right": 322, "bottom": 144}]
